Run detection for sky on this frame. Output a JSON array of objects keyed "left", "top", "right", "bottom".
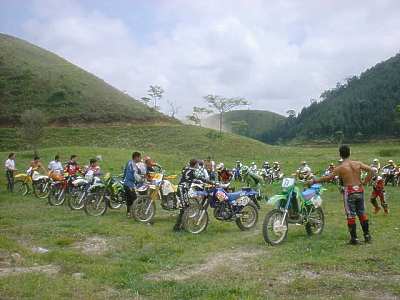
[{"left": 1, "top": 0, "right": 400, "bottom": 118}]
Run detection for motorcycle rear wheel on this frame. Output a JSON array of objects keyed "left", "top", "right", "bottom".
[
  {"left": 68, "top": 186, "right": 86, "bottom": 210},
  {"left": 14, "top": 180, "right": 29, "bottom": 196},
  {"left": 236, "top": 202, "right": 258, "bottom": 231},
  {"left": 33, "top": 181, "right": 50, "bottom": 199},
  {"left": 262, "top": 209, "right": 288, "bottom": 245},
  {"left": 108, "top": 190, "right": 123, "bottom": 209},
  {"left": 132, "top": 195, "right": 156, "bottom": 223},
  {"left": 305, "top": 207, "right": 325, "bottom": 236}
]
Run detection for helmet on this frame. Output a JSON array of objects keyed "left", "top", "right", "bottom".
[
  {"left": 329, "top": 163, "right": 334, "bottom": 167},
  {"left": 273, "top": 161, "right": 279, "bottom": 165},
  {"left": 388, "top": 160, "right": 394, "bottom": 164},
  {"left": 373, "top": 158, "right": 379, "bottom": 163},
  {"left": 301, "top": 161, "right": 307, "bottom": 165},
  {"left": 338, "top": 158, "right": 343, "bottom": 163},
  {"left": 236, "top": 160, "right": 241, "bottom": 163},
  {"left": 251, "top": 162, "right": 255, "bottom": 165},
  {"left": 241, "top": 166, "right": 249, "bottom": 175},
  {"left": 263, "top": 161, "right": 269, "bottom": 165},
  {"left": 216, "top": 163, "right": 224, "bottom": 171}
]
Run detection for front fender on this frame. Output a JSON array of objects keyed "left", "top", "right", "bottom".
[
  {"left": 15, "top": 173, "right": 29, "bottom": 181},
  {"left": 267, "top": 193, "right": 287, "bottom": 207}
]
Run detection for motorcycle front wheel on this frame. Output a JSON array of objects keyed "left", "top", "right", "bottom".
[
  {"left": 84, "top": 191, "right": 107, "bottom": 217},
  {"left": 183, "top": 208, "right": 208, "bottom": 234},
  {"left": 305, "top": 207, "right": 325, "bottom": 236},
  {"left": 68, "top": 186, "right": 86, "bottom": 210},
  {"left": 262, "top": 209, "right": 288, "bottom": 245},
  {"left": 33, "top": 181, "right": 50, "bottom": 199},
  {"left": 14, "top": 180, "right": 29, "bottom": 196},
  {"left": 236, "top": 202, "right": 258, "bottom": 231},
  {"left": 108, "top": 190, "right": 123, "bottom": 209},
  {"left": 131, "top": 195, "right": 156, "bottom": 223},
  {"left": 48, "top": 183, "right": 66, "bottom": 206}
]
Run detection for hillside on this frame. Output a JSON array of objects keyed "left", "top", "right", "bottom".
[
  {"left": 262, "top": 53, "right": 400, "bottom": 143},
  {"left": 0, "top": 33, "right": 174, "bottom": 126},
  {"left": 203, "top": 109, "right": 285, "bottom": 139}
]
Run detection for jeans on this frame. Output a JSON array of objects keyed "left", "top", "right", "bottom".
[{"left": 6, "top": 170, "right": 14, "bottom": 192}]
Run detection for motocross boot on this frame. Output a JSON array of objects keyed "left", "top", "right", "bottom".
[
  {"left": 348, "top": 223, "right": 359, "bottom": 245},
  {"left": 361, "top": 220, "right": 371, "bottom": 243},
  {"left": 173, "top": 210, "right": 184, "bottom": 232}
]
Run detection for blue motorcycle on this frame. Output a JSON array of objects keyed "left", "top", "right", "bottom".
[{"left": 182, "top": 182, "right": 259, "bottom": 234}]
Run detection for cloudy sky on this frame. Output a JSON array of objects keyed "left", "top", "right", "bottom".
[{"left": 1, "top": 0, "right": 400, "bottom": 118}]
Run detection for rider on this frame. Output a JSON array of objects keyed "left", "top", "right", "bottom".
[
  {"left": 250, "top": 162, "right": 258, "bottom": 173},
  {"left": 371, "top": 158, "right": 381, "bottom": 171},
  {"left": 234, "top": 160, "right": 242, "bottom": 181},
  {"left": 196, "top": 160, "right": 210, "bottom": 181},
  {"left": 143, "top": 156, "right": 162, "bottom": 178},
  {"left": 370, "top": 167, "right": 389, "bottom": 215},
  {"left": 263, "top": 161, "right": 271, "bottom": 172},
  {"left": 216, "top": 163, "right": 232, "bottom": 184},
  {"left": 204, "top": 157, "right": 216, "bottom": 181},
  {"left": 311, "top": 145, "right": 372, "bottom": 245},
  {"left": 174, "top": 158, "right": 202, "bottom": 231},
  {"left": 123, "top": 152, "right": 142, "bottom": 216},
  {"left": 297, "top": 161, "right": 312, "bottom": 180},
  {"left": 48, "top": 154, "right": 64, "bottom": 181},
  {"left": 29, "top": 156, "right": 47, "bottom": 175},
  {"left": 64, "top": 155, "right": 81, "bottom": 177},
  {"left": 83, "top": 158, "right": 101, "bottom": 177},
  {"left": 382, "top": 160, "right": 397, "bottom": 185}
]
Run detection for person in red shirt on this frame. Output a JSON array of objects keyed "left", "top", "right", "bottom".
[
  {"left": 216, "top": 163, "right": 232, "bottom": 184},
  {"left": 370, "top": 167, "right": 389, "bottom": 215},
  {"left": 64, "top": 155, "right": 81, "bottom": 176}
]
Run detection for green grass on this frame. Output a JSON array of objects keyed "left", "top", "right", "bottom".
[
  {"left": 0, "top": 33, "right": 174, "bottom": 125},
  {"left": 1, "top": 136, "right": 400, "bottom": 299}
]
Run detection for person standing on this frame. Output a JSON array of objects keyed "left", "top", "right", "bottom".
[
  {"left": 312, "top": 145, "right": 372, "bottom": 245},
  {"left": 48, "top": 154, "right": 64, "bottom": 181},
  {"left": 123, "top": 152, "right": 142, "bottom": 216},
  {"left": 5, "top": 153, "right": 17, "bottom": 192}
]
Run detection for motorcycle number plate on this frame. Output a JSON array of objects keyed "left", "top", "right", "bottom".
[
  {"left": 282, "top": 178, "right": 295, "bottom": 188},
  {"left": 235, "top": 196, "right": 249, "bottom": 206}
]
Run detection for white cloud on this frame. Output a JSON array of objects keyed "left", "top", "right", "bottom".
[{"left": 17, "top": 0, "right": 400, "bottom": 117}]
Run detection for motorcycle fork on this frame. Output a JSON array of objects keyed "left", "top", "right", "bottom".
[
  {"left": 196, "top": 197, "right": 210, "bottom": 226},
  {"left": 280, "top": 190, "right": 293, "bottom": 226}
]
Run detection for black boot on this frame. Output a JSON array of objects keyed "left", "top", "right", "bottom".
[
  {"left": 173, "top": 210, "right": 184, "bottom": 231},
  {"left": 348, "top": 223, "right": 359, "bottom": 245},
  {"left": 361, "top": 220, "right": 371, "bottom": 243}
]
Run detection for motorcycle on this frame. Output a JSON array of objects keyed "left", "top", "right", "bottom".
[
  {"left": 131, "top": 172, "right": 178, "bottom": 223},
  {"left": 14, "top": 169, "right": 51, "bottom": 199},
  {"left": 182, "top": 182, "right": 259, "bottom": 234},
  {"left": 83, "top": 173, "right": 125, "bottom": 217},
  {"left": 262, "top": 178, "right": 325, "bottom": 246},
  {"left": 382, "top": 168, "right": 396, "bottom": 186},
  {"left": 48, "top": 173, "right": 78, "bottom": 206},
  {"left": 68, "top": 172, "right": 101, "bottom": 211}
]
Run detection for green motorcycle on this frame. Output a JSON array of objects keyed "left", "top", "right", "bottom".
[
  {"left": 84, "top": 173, "right": 125, "bottom": 217},
  {"left": 262, "top": 178, "right": 325, "bottom": 245}
]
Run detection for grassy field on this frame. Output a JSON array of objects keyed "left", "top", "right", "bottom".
[{"left": 0, "top": 134, "right": 399, "bottom": 299}]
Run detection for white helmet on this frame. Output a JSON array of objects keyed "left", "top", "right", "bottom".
[{"left": 216, "top": 163, "right": 224, "bottom": 170}]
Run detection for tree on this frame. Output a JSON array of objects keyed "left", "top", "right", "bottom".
[
  {"left": 333, "top": 130, "right": 344, "bottom": 145},
  {"left": 286, "top": 109, "right": 296, "bottom": 118},
  {"left": 231, "top": 120, "right": 248, "bottom": 136},
  {"left": 140, "top": 97, "right": 151, "bottom": 106},
  {"left": 186, "top": 106, "right": 212, "bottom": 126},
  {"left": 203, "top": 95, "right": 248, "bottom": 133},
  {"left": 167, "top": 100, "right": 180, "bottom": 118},
  {"left": 186, "top": 113, "right": 201, "bottom": 126},
  {"left": 147, "top": 85, "right": 164, "bottom": 110},
  {"left": 19, "top": 109, "right": 46, "bottom": 155}
]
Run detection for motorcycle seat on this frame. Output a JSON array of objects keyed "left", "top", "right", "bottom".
[{"left": 301, "top": 189, "right": 316, "bottom": 200}]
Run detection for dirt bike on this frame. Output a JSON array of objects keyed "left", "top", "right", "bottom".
[
  {"left": 131, "top": 172, "right": 178, "bottom": 223},
  {"left": 262, "top": 178, "right": 325, "bottom": 246},
  {"left": 83, "top": 173, "right": 125, "bottom": 217},
  {"left": 48, "top": 173, "right": 78, "bottom": 206},
  {"left": 68, "top": 173, "right": 101, "bottom": 211},
  {"left": 182, "top": 182, "right": 259, "bottom": 234},
  {"left": 14, "top": 169, "right": 51, "bottom": 199},
  {"left": 382, "top": 168, "right": 396, "bottom": 186}
]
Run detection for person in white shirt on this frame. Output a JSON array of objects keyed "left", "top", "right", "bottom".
[
  {"left": 48, "top": 155, "right": 64, "bottom": 180},
  {"left": 5, "top": 153, "right": 16, "bottom": 192}
]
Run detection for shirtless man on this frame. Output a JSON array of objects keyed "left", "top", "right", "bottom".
[{"left": 312, "top": 145, "right": 372, "bottom": 245}]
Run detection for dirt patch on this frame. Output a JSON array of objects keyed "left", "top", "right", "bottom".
[
  {"left": 72, "top": 236, "right": 110, "bottom": 255},
  {"left": 145, "top": 247, "right": 267, "bottom": 282},
  {"left": 0, "top": 264, "right": 60, "bottom": 277}
]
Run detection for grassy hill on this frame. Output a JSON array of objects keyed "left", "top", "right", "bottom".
[
  {"left": 0, "top": 33, "right": 174, "bottom": 126},
  {"left": 262, "top": 53, "right": 400, "bottom": 143},
  {"left": 203, "top": 109, "right": 285, "bottom": 139}
]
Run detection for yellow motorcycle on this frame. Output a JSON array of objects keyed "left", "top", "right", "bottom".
[
  {"left": 131, "top": 172, "right": 178, "bottom": 223},
  {"left": 14, "top": 168, "right": 51, "bottom": 199}
]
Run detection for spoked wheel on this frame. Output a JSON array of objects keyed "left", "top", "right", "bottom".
[
  {"left": 262, "top": 209, "right": 288, "bottom": 245},
  {"left": 305, "top": 207, "right": 325, "bottom": 236},
  {"left": 48, "top": 183, "right": 66, "bottom": 206},
  {"left": 14, "top": 181, "right": 29, "bottom": 196},
  {"left": 108, "top": 191, "right": 123, "bottom": 209},
  {"left": 183, "top": 208, "right": 209, "bottom": 234},
  {"left": 131, "top": 195, "right": 155, "bottom": 223},
  {"left": 236, "top": 202, "right": 258, "bottom": 231},
  {"left": 68, "top": 186, "right": 86, "bottom": 210},
  {"left": 33, "top": 180, "right": 50, "bottom": 199},
  {"left": 84, "top": 191, "right": 107, "bottom": 217}
]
